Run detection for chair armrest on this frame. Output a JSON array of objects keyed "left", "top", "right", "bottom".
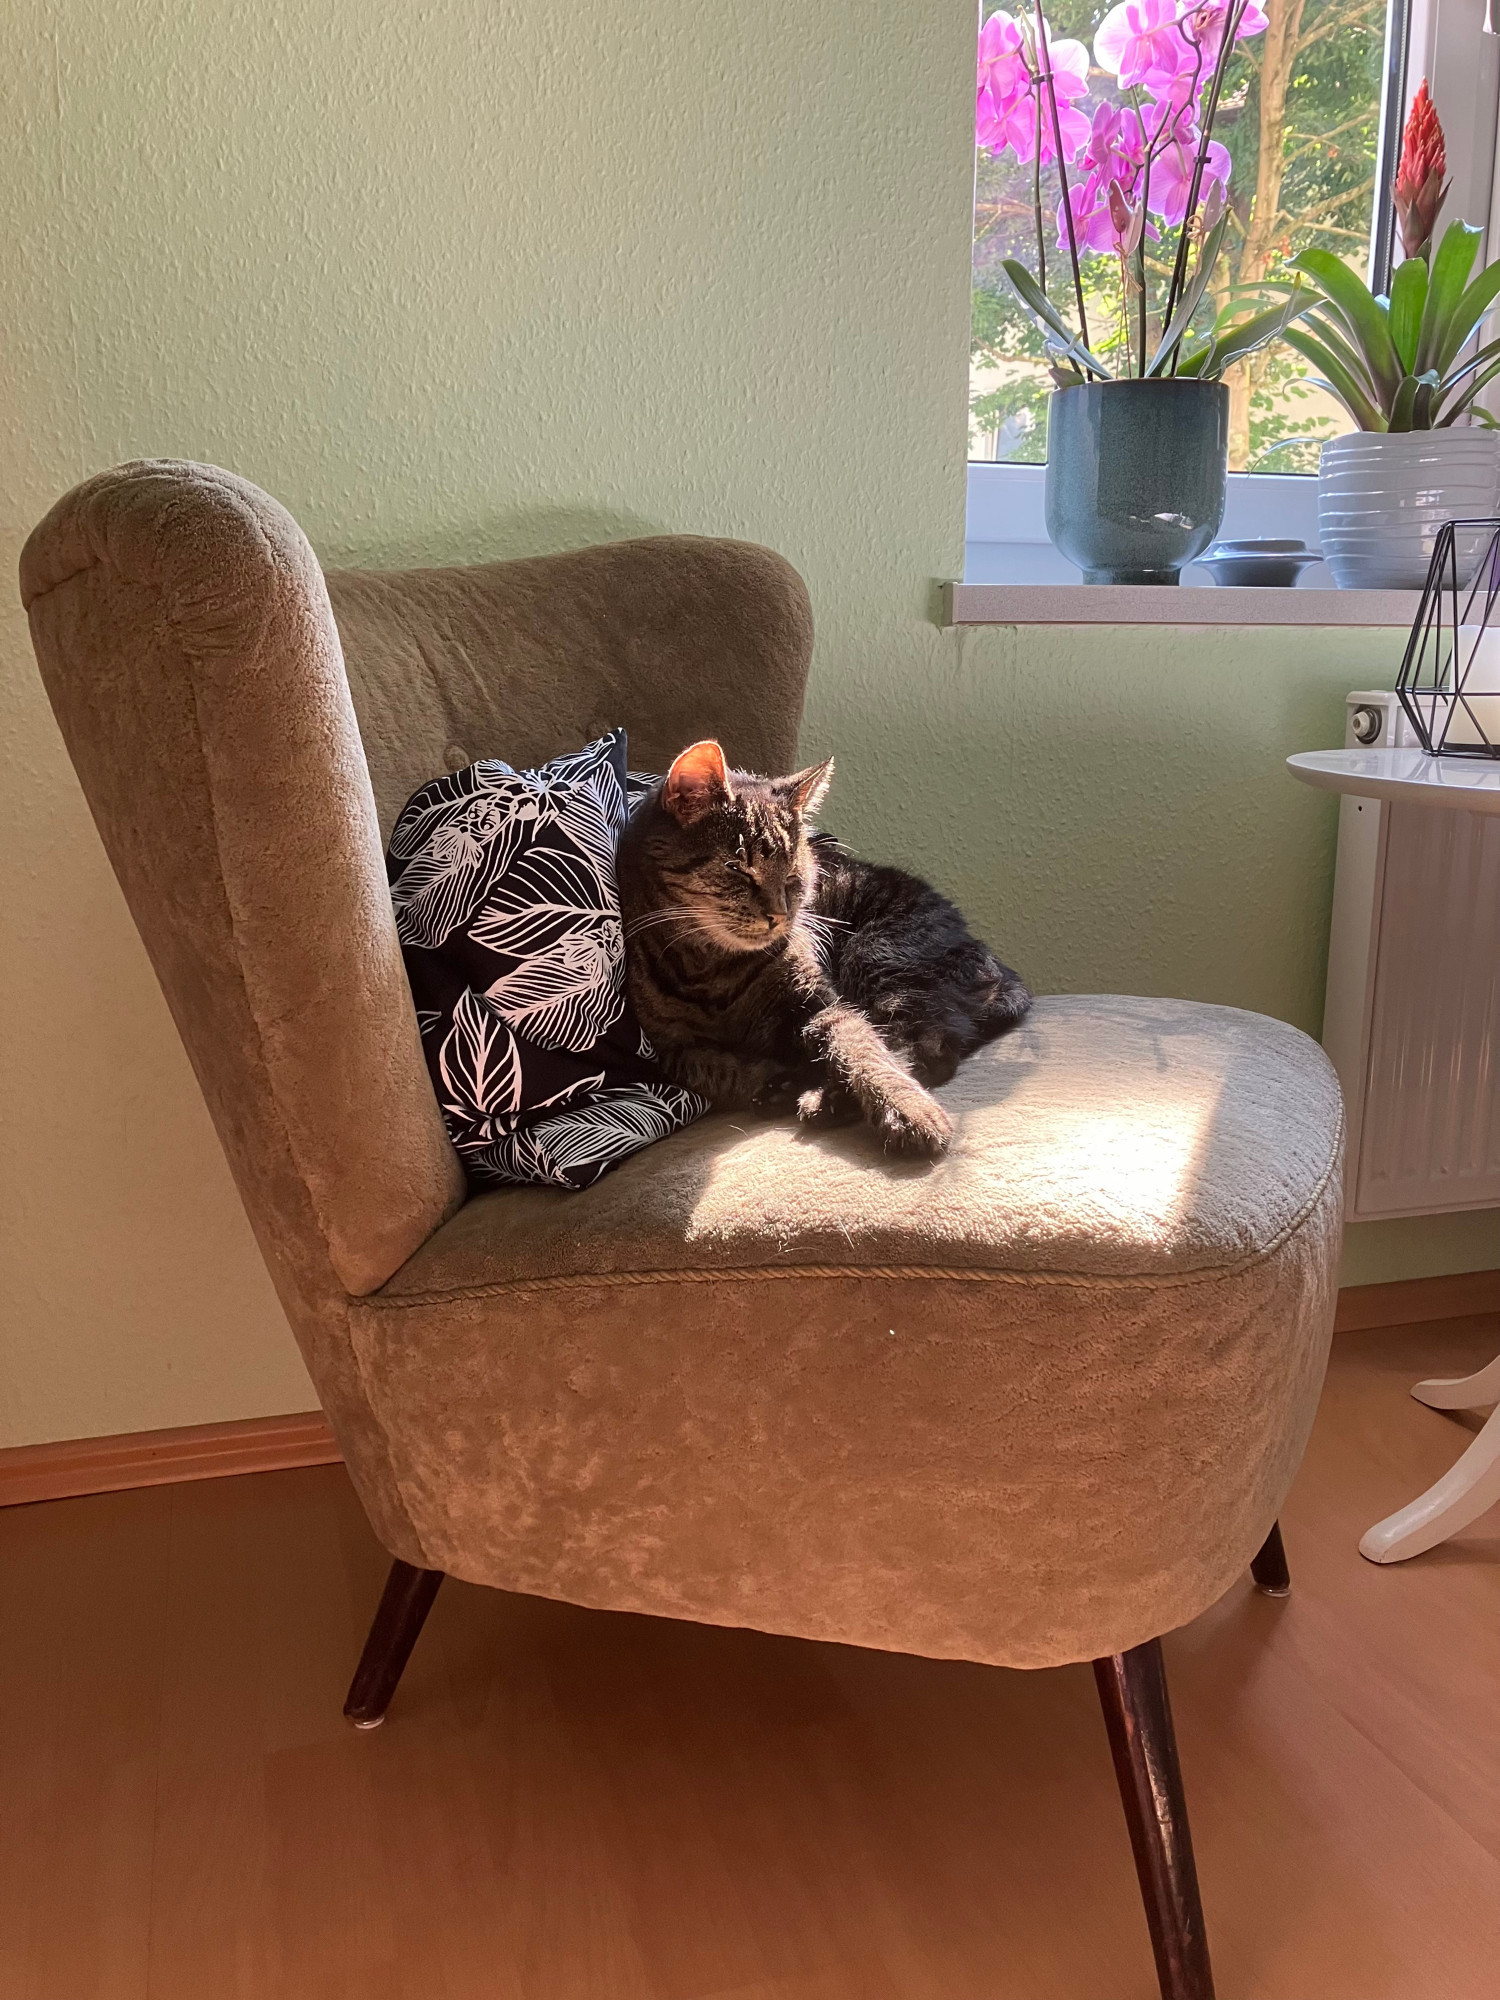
[{"left": 22, "top": 459, "right": 466, "bottom": 1302}]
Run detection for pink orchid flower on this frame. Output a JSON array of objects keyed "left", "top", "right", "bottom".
[
  {"left": 1094, "top": 0, "right": 1267, "bottom": 95},
  {"left": 1181, "top": 0, "right": 1270, "bottom": 64},
  {"left": 1148, "top": 124, "right": 1231, "bottom": 225},
  {"left": 976, "top": 9, "right": 1092, "bottom": 164},
  {"left": 1062, "top": 104, "right": 1150, "bottom": 255},
  {"left": 1131, "top": 93, "right": 1231, "bottom": 223},
  {"left": 1075, "top": 101, "right": 1147, "bottom": 212},
  {"left": 1057, "top": 184, "right": 1126, "bottom": 256},
  {"left": 1058, "top": 181, "right": 1162, "bottom": 256},
  {"left": 1094, "top": 0, "right": 1195, "bottom": 92}
]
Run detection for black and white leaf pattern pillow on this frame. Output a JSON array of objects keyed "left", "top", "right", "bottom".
[{"left": 388, "top": 730, "right": 707, "bottom": 1190}]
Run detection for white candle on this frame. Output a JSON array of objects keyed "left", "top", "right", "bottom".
[{"left": 1438, "top": 619, "right": 1500, "bottom": 750}]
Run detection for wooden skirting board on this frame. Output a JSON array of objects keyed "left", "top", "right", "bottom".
[
  {"left": 0, "top": 1411, "right": 340, "bottom": 1509},
  {"left": 2, "top": 1268, "right": 1495, "bottom": 1508},
  {"left": 1333, "top": 1266, "right": 1500, "bottom": 1334}
]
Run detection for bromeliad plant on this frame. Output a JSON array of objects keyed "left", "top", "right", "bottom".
[
  {"left": 1281, "top": 85, "right": 1500, "bottom": 431},
  {"left": 978, "top": 0, "right": 1310, "bottom": 383}
]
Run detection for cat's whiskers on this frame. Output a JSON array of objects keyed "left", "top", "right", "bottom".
[
  {"left": 626, "top": 908, "right": 706, "bottom": 936},
  {"left": 797, "top": 913, "right": 849, "bottom": 953},
  {"left": 627, "top": 908, "right": 725, "bottom": 950}
]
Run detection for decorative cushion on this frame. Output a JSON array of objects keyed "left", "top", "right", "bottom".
[{"left": 387, "top": 729, "right": 706, "bottom": 1188}]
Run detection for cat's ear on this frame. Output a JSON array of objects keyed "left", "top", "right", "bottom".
[
  {"left": 784, "top": 755, "right": 834, "bottom": 819},
  {"left": 662, "top": 740, "right": 733, "bottom": 823}
]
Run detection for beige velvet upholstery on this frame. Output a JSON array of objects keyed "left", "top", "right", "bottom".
[{"left": 22, "top": 460, "right": 1343, "bottom": 1668}]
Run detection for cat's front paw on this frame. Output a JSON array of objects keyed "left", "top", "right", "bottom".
[
  {"left": 750, "top": 1069, "right": 804, "bottom": 1115},
  {"left": 797, "top": 1083, "right": 859, "bottom": 1128},
  {"left": 877, "top": 1089, "right": 952, "bottom": 1160}
]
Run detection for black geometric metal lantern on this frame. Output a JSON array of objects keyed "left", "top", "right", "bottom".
[{"left": 1396, "top": 518, "right": 1500, "bottom": 759}]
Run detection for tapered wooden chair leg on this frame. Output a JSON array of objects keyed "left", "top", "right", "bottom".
[
  {"left": 1094, "top": 1640, "right": 1216, "bottom": 2000},
  {"left": 1250, "top": 1520, "right": 1291, "bottom": 1597},
  {"left": 344, "top": 1559, "right": 445, "bottom": 1729}
]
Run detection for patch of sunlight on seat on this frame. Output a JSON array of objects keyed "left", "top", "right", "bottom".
[{"left": 676, "top": 1047, "right": 1228, "bottom": 1262}]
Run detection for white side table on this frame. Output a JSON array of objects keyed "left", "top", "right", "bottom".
[
  {"left": 1289, "top": 746, "right": 1500, "bottom": 1563},
  {"left": 1286, "top": 745, "right": 1500, "bottom": 817}
]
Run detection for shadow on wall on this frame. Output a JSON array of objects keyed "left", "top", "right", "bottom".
[
  {"left": 320, "top": 501, "right": 668, "bottom": 574},
  {"left": 807, "top": 615, "right": 1391, "bottom": 1043}
]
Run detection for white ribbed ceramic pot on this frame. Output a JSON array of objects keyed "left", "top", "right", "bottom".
[{"left": 1318, "top": 429, "right": 1500, "bottom": 589}]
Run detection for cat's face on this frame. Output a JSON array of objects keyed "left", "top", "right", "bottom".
[{"left": 632, "top": 740, "right": 833, "bottom": 953}]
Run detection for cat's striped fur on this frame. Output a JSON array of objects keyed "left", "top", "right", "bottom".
[{"left": 617, "top": 741, "right": 1030, "bottom": 1159}]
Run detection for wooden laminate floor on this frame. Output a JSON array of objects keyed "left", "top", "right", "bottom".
[{"left": 4, "top": 1320, "right": 1500, "bottom": 2000}]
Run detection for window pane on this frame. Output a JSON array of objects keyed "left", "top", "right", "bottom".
[{"left": 971, "top": 0, "right": 1390, "bottom": 472}]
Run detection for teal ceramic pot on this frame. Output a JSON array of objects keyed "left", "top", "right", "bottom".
[{"left": 1045, "top": 378, "right": 1230, "bottom": 584}]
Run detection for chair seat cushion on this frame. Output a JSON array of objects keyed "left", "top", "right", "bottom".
[
  {"left": 381, "top": 994, "right": 1341, "bottom": 1297},
  {"left": 352, "top": 994, "right": 1343, "bottom": 1670}
]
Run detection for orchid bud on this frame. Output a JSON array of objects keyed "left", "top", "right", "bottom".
[{"left": 1109, "top": 180, "right": 1145, "bottom": 257}]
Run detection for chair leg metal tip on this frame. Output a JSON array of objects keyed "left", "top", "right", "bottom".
[
  {"left": 1255, "top": 1581, "right": 1292, "bottom": 1598},
  {"left": 348, "top": 1712, "right": 386, "bottom": 1730}
]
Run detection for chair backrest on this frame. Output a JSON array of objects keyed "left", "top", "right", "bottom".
[
  {"left": 21, "top": 461, "right": 814, "bottom": 1307},
  {"left": 327, "top": 538, "right": 814, "bottom": 841}
]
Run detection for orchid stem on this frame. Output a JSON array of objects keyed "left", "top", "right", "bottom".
[
  {"left": 1139, "top": 240, "right": 1149, "bottom": 376},
  {"left": 1137, "top": 144, "right": 1151, "bottom": 376},
  {"left": 1131, "top": 81, "right": 1171, "bottom": 376},
  {"left": 1119, "top": 252, "right": 1132, "bottom": 373},
  {"left": 1032, "top": 47, "right": 1047, "bottom": 293},
  {"left": 1161, "top": 0, "right": 1244, "bottom": 343},
  {"left": 1033, "top": 1, "right": 1091, "bottom": 360}
]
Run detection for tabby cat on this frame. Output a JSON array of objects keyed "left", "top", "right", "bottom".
[{"left": 617, "top": 741, "right": 1031, "bottom": 1159}]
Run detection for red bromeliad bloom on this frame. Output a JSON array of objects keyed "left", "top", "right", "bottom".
[{"left": 1394, "top": 81, "right": 1449, "bottom": 260}]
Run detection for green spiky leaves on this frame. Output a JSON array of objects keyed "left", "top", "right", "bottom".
[{"left": 1286, "top": 224, "right": 1500, "bottom": 431}]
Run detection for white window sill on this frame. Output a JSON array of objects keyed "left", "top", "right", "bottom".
[
  {"left": 958, "top": 463, "right": 1424, "bottom": 622},
  {"left": 942, "top": 582, "right": 1423, "bottom": 627},
  {"left": 957, "top": 464, "right": 1428, "bottom": 624}
]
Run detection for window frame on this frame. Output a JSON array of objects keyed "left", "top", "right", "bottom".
[{"left": 965, "top": 0, "right": 1500, "bottom": 592}]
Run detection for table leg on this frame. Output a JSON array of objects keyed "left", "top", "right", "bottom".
[
  {"left": 1409, "top": 1350, "right": 1500, "bottom": 1412},
  {"left": 1359, "top": 1397, "right": 1500, "bottom": 1564}
]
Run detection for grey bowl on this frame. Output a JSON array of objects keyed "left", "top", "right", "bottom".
[{"left": 1197, "top": 539, "right": 1323, "bottom": 588}]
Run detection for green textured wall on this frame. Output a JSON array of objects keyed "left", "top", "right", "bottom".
[{"left": 1, "top": 1, "right": 1492, "bottom": 1447}]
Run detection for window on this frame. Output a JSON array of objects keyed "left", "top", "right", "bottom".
[{"left": 966, "top": 0, "right": 1500, "bottom": 586}]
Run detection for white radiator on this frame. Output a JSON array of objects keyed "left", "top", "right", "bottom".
[{"left": 1321, "top": 691, "right": 1500, "bottom": 1222}]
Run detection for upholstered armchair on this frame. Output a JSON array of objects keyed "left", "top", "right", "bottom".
[{"left": 24, "top": 461, "right": 1343, "bottom": 2000}]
